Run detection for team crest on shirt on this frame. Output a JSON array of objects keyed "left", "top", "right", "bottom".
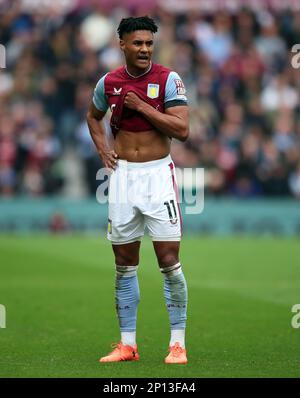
[{"left": 147, "top": 84, "right": 159, "bottom": 99}]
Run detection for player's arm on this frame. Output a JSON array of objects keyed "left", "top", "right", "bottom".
[
  {"left": 123, "top": 71, "right": 189, "bottom": 142},
  {"left": 124, "top": 95, "right": 189, "bottom": 142},
  {"left": 86, "top": 76, "right": 118, "bottom": 169}
]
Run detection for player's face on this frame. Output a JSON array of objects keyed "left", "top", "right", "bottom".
[{"left": 120, "top": 30, "right": 154, "bottom": 74}]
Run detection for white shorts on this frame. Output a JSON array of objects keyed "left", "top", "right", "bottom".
[{"left": 107, "top": 154, "right": 182, "bottom": 244}]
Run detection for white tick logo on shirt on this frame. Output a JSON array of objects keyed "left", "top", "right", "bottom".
[
  {"left": 147, "top": 84, "right": 159, "bottom": 99},
  {"left": 113, "top": 87, "right": 122, "bottom": 95}
]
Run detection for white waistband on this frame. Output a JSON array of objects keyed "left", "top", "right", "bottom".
[{"left": 117, "top": 154, "right": 173, "bottom": 169}]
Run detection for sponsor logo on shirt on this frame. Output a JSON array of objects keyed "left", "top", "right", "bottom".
[
  {"left": 174, "top": 79, "right": 186, "bottom": 95},
  {"left": 147, "top": 84, "right": 159, "bottom": 99}
]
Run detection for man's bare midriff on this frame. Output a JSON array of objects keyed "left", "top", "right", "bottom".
[{"left": 114, "top": 129, "right": 171, "bottom": 162}]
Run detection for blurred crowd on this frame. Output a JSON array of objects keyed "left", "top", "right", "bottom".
[{"left": 1, "top": 0, "right": 300, "bottom": 198}]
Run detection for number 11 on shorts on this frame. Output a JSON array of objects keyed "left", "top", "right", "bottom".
[{"left": 164, "top": 200, "right": 178, "bottom": 224}]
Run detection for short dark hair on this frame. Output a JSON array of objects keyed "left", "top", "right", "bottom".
[{"left": 117, "top": 16, "right": 158, "bottom": 39}]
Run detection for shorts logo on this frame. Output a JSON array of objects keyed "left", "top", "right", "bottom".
[
  {"left": 174, "top": 79, "right": 186, "bottom": 95},
  {"left": 108, "top": 219, "right": 112, "bottom": 234},
  {"left": 147, "top": 84, "right": 159, "bottom": 99}
]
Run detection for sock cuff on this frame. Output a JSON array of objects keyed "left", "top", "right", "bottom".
[
  {"left": 160, "top": 262, "right": 182, "bottom": 277},
  {"left": 116, "top": 265, "right": 139, "bottom": 277}
]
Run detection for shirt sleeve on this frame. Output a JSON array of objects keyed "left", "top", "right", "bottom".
[
  {"left": 164, "top": 71, "right": 188, "bottom": 108},
  {"left": 93, "top": 74, "right": 109, "bottom": 112}
]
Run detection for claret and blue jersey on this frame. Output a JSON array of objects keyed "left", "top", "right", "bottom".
[{"left": 92, "top": 63, "right": 188, "bottom": 135}]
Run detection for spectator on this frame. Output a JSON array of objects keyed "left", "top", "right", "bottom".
[{"left": 0, "top": 3, "right": 299, "bottom": 199}]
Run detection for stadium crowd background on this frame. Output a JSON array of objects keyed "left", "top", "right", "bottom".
[{"left": 1, "top": 0, "right": 300, "bottom": 199}]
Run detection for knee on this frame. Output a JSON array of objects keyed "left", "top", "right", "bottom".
[
  {"left": 157, "top": 252, "right": 179, "bottom": 268},
  {"left": 114, "top": 249, "right": 139, "bottom": 267}
]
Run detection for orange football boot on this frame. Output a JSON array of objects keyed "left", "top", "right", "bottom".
[
  {"left": 164, "top": 342, "right": 188, "bottom": 364},
  {"left": 99, "top": 342, "right": 139, "bottom": 363}
]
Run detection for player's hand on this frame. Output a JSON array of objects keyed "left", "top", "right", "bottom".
[
  {"left": 100, "top": 150, "right": 119, "bottom": 170},
  {"left": 124, "top": 92, "right": 144, "bottom": 111}
]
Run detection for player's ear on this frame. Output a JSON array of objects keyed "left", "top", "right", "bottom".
[{"left": 119, "top": 39, "right": 125, "bottom": 52}]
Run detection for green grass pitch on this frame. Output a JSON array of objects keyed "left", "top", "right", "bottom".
[{"left": 0, "top": 235, "right": 300, "bottom": 378}]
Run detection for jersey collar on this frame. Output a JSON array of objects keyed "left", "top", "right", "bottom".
[{"left": 125, "top": 62, "right": 152, "bottom": 78}]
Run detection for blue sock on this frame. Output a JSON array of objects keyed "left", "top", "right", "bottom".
[
  {"left": 115, "top": 265, "right": 140, "bottom": 332},
  {"left": 160, "top": 263, "right": 188, "bottom": 330}
]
